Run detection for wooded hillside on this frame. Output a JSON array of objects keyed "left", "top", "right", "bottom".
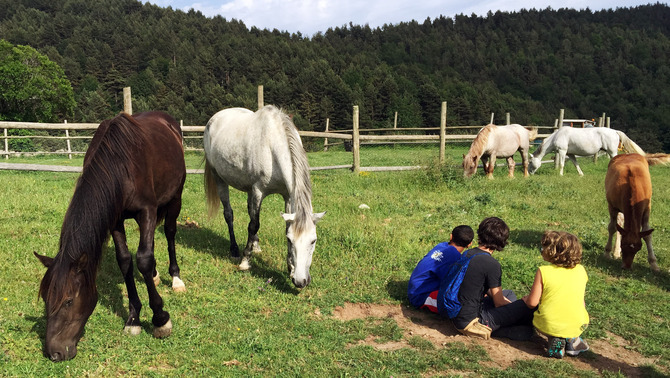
[{"left": 1, "top": 0, "right": 669, "bottom": 151}]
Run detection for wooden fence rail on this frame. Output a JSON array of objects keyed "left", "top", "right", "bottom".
[{"left": 0, "top": 103, "right": 570, "bottom": 172}]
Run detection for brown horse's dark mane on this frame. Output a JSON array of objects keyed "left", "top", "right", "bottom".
[{"left": 40, "top": 113, "right": 147, "bottom": 316}]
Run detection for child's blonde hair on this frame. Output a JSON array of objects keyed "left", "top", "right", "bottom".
[{"left": 541, "top": 230, "right": 582, "bottom": 268}]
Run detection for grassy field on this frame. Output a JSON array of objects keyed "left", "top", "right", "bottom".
[{"left": 1, "top": 145, "right": 670, "bottom": 376}]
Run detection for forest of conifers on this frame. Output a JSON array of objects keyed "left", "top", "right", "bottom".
[{"left": 1, "top": 0, "right": 669, "bottom": 151}]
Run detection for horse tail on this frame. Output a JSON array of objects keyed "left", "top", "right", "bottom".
[
  {"left": 526, "top": 127, "right": 538, "bottom": 141},
  {"left": 645, "top": 153, "right": 670, "bottom": 166},
  {"left": 616, "top": 130, "right": 645, "bottom": 155},
  {"left": 204, "top": 160, "right": 220, "bottom": 219}
]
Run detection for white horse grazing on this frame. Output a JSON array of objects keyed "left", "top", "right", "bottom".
[
  {"left": 528, "top": 127, "right": 645, "bottom": 176},
  {"left": 463, "top": 124, "right": 538, "bottom": 179},
  {"left": 203, "top": 105, "right": 325, "bottom": 288}
]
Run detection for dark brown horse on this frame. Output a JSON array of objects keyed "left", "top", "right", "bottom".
[
  {"left": 34, "top": 111, "right": 186, "bottom": 361},
  {"left": 605, "top": 153, "right": 670, "bottom": 271}
]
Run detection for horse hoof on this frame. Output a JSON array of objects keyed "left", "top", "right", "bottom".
[
  {"left": 651, "top": 264, "right": 660, "bottom": 272},
  {"left": 239, "top": 258, "right": 251, "bottom": 271},
  {"left": 172, "top": 277, "right": 186, "bottom": 292},
  {"left": 153, "top": 271, "right": 161, "bottom": 287},
  {"left": 124, "top": 325, "right": 142, "bottom": 336},
  {"left": 153, "top": 319, "right": 172, "bottom": 338}
]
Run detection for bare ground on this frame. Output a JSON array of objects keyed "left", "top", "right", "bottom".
[{"left": 330, "top": 302, "right": 664, "bottom": 377}]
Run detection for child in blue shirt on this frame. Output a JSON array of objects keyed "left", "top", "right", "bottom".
[{"left": 408, "top": 225, "right": 474, "bottom": 312}]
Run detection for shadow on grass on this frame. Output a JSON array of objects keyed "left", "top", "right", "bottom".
[
  {"left": 590, "top": 251, "right": 670, "bottom": 292},
  {"left": 509, "top": 229, "right": 544, "bottom": 249},
  {"left": 175, "top": 224, "right": 299, "bottom": 294}
]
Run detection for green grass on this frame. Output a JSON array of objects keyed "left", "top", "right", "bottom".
[{"left": 1, "top": 147, "right": 670, "bottom": 376}]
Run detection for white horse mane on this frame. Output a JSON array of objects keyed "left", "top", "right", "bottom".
[{"left": 274, "top": 107, "right": 313, "bottom": 234}]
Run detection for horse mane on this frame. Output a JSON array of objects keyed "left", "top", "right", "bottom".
[
  {"left": 466, "top": 124, "right": 495, "bottom": 158},
  {"left": 275, "top": 106, "right": 313, "bottom": 233},
  {"left": 40, "top": 113, "right": 146, "bottom": 315}
]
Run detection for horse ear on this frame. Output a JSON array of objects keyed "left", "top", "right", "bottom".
[
  {"left": 313, "top": 212, "right": 326, "bottom": 223},
  {"left": 281, "top": 212, "right": 296, "bottom": 223},
  {"left": 640, "top": 228, "right": 654, "bottom": 238},
  {"left": 34, "top": 251, "right": 53, "bottom": 268}
]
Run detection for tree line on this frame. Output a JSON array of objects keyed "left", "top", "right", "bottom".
[{"left": 1, "top": 0, "right": 669, "bottom": 151}]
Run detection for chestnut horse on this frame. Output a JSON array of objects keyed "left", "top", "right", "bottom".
[
  {"left": 463, "top": 124, "right": 538, "bottom": 179},
  {"left": 34, "top": 111, "right": 186, "bottom": 361},
  {"left": 605, "top": 153, "right": 670, "bottom": 271}
]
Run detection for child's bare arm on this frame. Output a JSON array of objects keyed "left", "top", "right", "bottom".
[{"left": 522, "top": 268, "right": 543, "bottom": 309}]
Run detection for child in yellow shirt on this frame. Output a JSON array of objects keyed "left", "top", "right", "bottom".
[{"left": 523, "top": 231, "right": 590, "bottom": 358}]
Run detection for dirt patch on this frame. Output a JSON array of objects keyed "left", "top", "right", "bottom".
[{"left": 331, "top": 302, "right": 662, "bottom": 377}]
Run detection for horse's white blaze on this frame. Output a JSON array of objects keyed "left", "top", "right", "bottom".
[{"left": 172, "top": 276, "right": 186, "bottom": 292}]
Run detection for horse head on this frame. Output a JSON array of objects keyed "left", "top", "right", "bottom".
[
  {"left": 282, "top": 211, "right": 325, "bottom": 288},
  {"left": 34, "top": 252, "right": 98, "bottom": 361},
  {"left": 462, "top": 154, "right": 479, "bottom": 178},
  {"left": 616, "top": 224, "right": 654, "bottom": 269},
  {"left": 528, "top": 153, "right": 541, "bottom": 174}
]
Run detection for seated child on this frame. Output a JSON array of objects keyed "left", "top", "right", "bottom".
[
  {"left": 408, "top": 225, "right": 474, "bottom": 312},
  {"left": 523, "top": 230, "right": 590, "bottom": 358}
]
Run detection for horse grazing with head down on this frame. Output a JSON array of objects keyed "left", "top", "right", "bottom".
[
  {"left": 34, "top": 111, "right": 186, "bottom": 361},
  {"left": 463, "top": 124, "right": 538, "bottom": 179},
  {"left": 528, "top": 127, "right": 644, "bottom": 176},
  {"left": 605, "top": 153, "right": 670, "bottom": 271},
  {"left": 204, "top": 105, "right": 325, "bottom": 288}
]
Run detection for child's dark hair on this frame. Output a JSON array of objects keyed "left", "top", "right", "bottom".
[
  {"left": 477, "top": 217, "right": 509, "bottom": 251},
  {"left": 451, "top": 225, "right": 474, "bottom": 248},
  {"left": 541, "top": 230, "right": 582, "bottom": 268}
]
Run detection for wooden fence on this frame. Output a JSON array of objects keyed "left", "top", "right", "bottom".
[{"left": 0, "top": 105, "right": 587, "bottom": 173}]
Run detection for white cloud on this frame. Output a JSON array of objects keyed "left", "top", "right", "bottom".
[{"left": 145, "top": 0, "right": 664, "bottom": 36}]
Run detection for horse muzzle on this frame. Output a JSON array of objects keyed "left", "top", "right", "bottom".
[
  {"left": 46, "top": 344, "right": 77, "bottom": 362},
  {"left": 292, "top": 275, "right": 311, "bottom": 288}
]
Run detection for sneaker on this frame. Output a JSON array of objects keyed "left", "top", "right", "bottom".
[
  {"left": 547, "top": 337, "right": 566, "bottom": 359},
  {"left": 566, "top": 337, "right": 590, "bottom": 356}
]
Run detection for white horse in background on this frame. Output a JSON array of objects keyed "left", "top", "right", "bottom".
[
  {"left": 203, "top": 105, "right": 325, "bottom": 288},
  {"left": 463, "top": 124, "right": 538, "bottom": 179},
  {"left": 528, "top": 127, "right": 645, "bottom": 176}
]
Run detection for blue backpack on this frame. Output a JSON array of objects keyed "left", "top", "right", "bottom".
[{"left": 438, "top": 252, "right": 487, "bottom": 319}]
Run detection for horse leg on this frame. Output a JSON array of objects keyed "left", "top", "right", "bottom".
[
  {"left": 239, "top": 188, "right": 263, "bottom": 271},
  {"left": 135, "top": 208, "right": 171, "bottom": 338},
  {"left": 567, "top": 154, "right": 584, "bottom": 176},
  {"left": 164, "top": 196, "right": 185, "bottom": 292},
  {"left": 604, "top": 209, "right": 621, "bottom": 260},
  {"left": 112, "top": 220, "right": 143, "bottom": 335},
  {"left": 506, "top": 156, "right": 515, "bottom": 178},
  {"left": 217, "top": 184, "right": 239, "bottom": 257},
  {"left": 486, "top": 155, "right": 496, "bottom": 179},
  {"left": 557, "top": 150, "right": 567, "bottom": 175},
  {"left": 521, "top": 149, "right": 529, "bottom": 177},
  {"left": 484, "top": 155, "right": 489, "bottom": 173},
  {"left": 641, "top": 211, "right": 660, "bottom": 271}
]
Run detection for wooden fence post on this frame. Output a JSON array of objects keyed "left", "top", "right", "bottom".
[
  {"left": 64, "top": 120, "right": 72, "bottom": 159},
  {"left": 258, "top": 85, "right": 264, "bottom": 110},
  {"left": 353, "top": 106, "right": 360, "bottom": 173},
  {"left": 506, "top": 113, "right": 511, "bottom": 125},
  {"left": 394, "top": 111, "right": 398, "bottom": 129},
  {"left": 489, "top": 113, "right": 494, "bottom": 124},
  {"left": 123, "top": 87, "right": 132, "bottom": 114},
  {"left": 439, "top": 102, "right": 446, "bottom": 164},
  {"left": 323, "top": 118, "right": 330, "bottom": 152},
  {"left": 3, "top": 128, "right": 7, "bottom": 159}
]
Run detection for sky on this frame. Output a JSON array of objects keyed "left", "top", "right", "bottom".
[{"left": 145, "top": 0, "right": 663, "bottom": 37}]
